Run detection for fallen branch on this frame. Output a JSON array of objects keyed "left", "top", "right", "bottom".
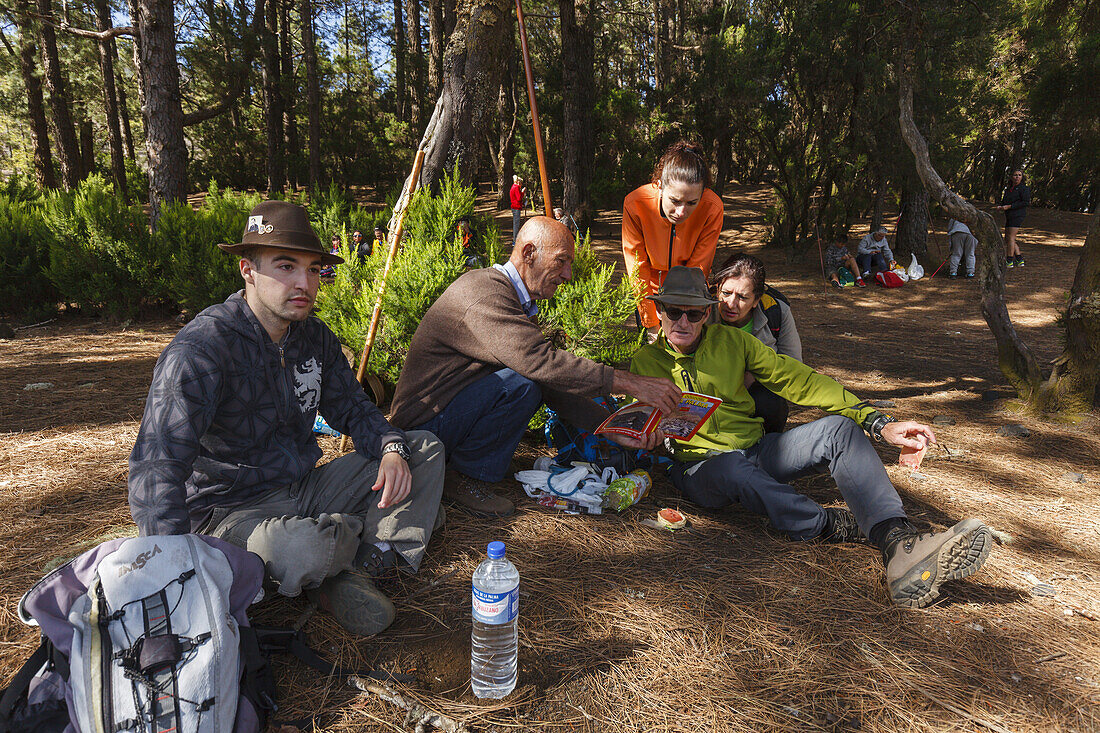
[{"left": 350, "top": 676, "right": 470, "bottom": 733}]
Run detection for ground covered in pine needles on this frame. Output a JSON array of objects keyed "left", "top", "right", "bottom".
[{"left": 1, "top": 187, "right": 1098, "bottom": 731}]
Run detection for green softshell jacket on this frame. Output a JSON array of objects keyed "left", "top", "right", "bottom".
[{"left": 629, "top": 324, "right": 886, "bottom": 462}]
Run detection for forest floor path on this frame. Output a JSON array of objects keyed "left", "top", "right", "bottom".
[{"left": 1, "top": 186, "right": 1097, "bottom": 731}]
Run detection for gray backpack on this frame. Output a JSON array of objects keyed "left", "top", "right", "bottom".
[{"left": 0, "top": 534, "right": 273, "bottom": 733}]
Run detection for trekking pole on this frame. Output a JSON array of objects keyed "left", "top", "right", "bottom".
[
  {"left": 515, "top": 0, "right": 552, "bottom": 215},
  {"left": 339, "top": 95, "right": 444, "bottom": 452}
]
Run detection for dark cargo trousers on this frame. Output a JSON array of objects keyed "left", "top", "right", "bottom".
[
  {"left": 202, "top": 430, "right": 445, "bottom": 597},
  {"left": 669, "top": 415, "right": 906, "bottom": 540}
]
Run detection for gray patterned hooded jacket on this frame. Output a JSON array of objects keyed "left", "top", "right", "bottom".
[{"left": 128, "top": 291, "right": 404, "bottom": 536}]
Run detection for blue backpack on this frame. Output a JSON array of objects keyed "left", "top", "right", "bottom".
[{"left": 543, "top": 396, "right": 665, "bottom": 476}]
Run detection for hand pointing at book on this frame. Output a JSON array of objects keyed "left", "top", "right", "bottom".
[{"left": 613, "top": 371, "right": 681, "bottom": 415}]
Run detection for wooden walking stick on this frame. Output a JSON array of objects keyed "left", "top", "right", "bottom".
[
  {"left": 515, "top": 0, "right": 552, "bottom": 215},
  {"left": 338, "top": 96, "right": 445, "bottom": 452}
]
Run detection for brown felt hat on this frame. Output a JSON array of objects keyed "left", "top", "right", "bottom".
[
  {"left": 218, "top": 200, "right": 343, "bottom": 265},
  {"left": 646, "top": 266, "right": 719, "bottom": 307}
]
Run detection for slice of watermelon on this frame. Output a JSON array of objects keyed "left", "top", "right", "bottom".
[{"left": 657, "top": 508, "right": 686, "bottom": 530}]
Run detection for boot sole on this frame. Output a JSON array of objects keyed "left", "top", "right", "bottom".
[
  {"left": 316, "top": 576, "right": 396, "bottom": 636},
  {"left": 890, "top": 520, "right": 992, "bottom": 608}
]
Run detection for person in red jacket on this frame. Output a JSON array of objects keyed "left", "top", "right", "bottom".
[
  {"left": 622, "top": 141, "right": 724, "bottom": 338},
  {"left": 509, "top": 175, "right": 526, "bottom": 244}
]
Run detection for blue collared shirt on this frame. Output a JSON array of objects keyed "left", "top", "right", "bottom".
[{"left": 493, "top": 261, "right": 539, "bottom": 318}]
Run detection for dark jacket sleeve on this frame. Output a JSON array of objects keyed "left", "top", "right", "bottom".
[
  {"left": 318, "top": 327, "right": 405, "bottom": 457},
  {"left": 128, "top": 343, "right": 222, "bottom": 536}
]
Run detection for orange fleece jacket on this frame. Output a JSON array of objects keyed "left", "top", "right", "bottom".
[{"left": 621, "top": 182, "right": 723, "bottom": 327}]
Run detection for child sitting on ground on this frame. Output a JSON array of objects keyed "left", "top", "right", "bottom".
[{"left": 824, "top": 237, "right": 865, "bottom": 288}]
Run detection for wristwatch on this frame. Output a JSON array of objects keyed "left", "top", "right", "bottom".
[
  {"left": 867, "top": 414, "right": 897, "bottom": 442},
  {"left": 382, "top": 441, "right": 411, "bottom": 461}
]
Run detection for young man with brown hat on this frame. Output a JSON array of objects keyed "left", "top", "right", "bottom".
[
  {"left": 128, "top": 200, "right": 445, "bottom": 636},
  {"left": 629, "top": 266, "right": 993, "bottom": 608}
]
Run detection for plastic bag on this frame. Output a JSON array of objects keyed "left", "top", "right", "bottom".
[
  {"left": 907, "top": 253, "right": 925, "bottom": 280},
  {"left": 891, "top": 263, "right": 910, "bottom": 282}
]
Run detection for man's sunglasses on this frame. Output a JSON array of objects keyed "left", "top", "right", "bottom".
[{"left": 657, "top": 305, "right": 708, "bottom": 323}]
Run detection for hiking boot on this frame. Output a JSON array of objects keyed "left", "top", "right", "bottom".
[
  {"left": 1014, "top": 255, "right": 1025, "bottom": 267},
  {"left": 816, "top": 507, "right": 864, "bottom": 544},
  {"left": 308, "top": 571, "right": 395, "bottom": 635},
  {"left": 1006, "top": 258, "right": 1015, "bottom": 268},
  {"left": 831, "top": 279, "right": 843, "bottom": 288},
  {"left": 443, "top": 469, "right": 515, "bottom": 517},
  {"left": 948, "top": 271, "right": 958, "bottom": 279},
  {"left": 355, "top": 543, "right": 400, "bottom": 579},
  {"left": 966, "top": 272, "right": 975, "bottom": 278},
  {"left": 855, "top": 278, "right": 866, "bottom": 288},
  {"left": 883, "top": 518, "right": 992, "bottom": 608}
]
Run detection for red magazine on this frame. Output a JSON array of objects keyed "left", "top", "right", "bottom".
[{"left": 595, "top": 392, "right": 722, "bottom": 441}]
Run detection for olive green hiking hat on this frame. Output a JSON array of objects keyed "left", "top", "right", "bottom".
[
  {"left": 218, "top": 200, "right": 343, "bottom": 265},
  {"left": 646, "top": 266, "right": 719, "bottom": 307}
]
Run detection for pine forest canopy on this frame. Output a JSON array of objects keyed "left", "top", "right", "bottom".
[{"left": 0, "top": 0, "right": 1094, "bottom": 235}]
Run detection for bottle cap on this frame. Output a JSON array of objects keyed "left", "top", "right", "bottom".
[{"left": 487, "top": 541, "right": 506, "bottom": 559}]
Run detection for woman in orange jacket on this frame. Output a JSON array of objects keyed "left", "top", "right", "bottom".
[{"left": 622, "top": 141, "right": 724, "bottom": 335}]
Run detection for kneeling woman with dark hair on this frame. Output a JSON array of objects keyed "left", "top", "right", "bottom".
[
  {"left": 712, "top": 253, "right": 803, "bottom": 433},
  {"left": 622, "top": 140, "right": 725, "bottom": 339}
]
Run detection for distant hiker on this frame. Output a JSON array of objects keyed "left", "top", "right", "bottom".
[
  {"left": 622, "top": 140, "right": 724, "bottom": 341},
  {"left": 128, "top": 200, "right": 445, "bottom": 637},
  {"left": 321, "top": 233, "right": 341, "bottom": 278},
  {"left": 388, "top": 216, "right": 680, "bottom": 518},
  {"left": 510, "top": 175, "right": 526, "bottom": 244},
  {"left": 554, "top": 206, "right": 578, "bottom": 234},
  {"left": 856, "top": 226, "right": 895, "bottom": 278},
  {"left": 823, "top": 237, "right": 865, "bottom": 287},
  {"left": 946, "top": 218, "right": 978, "bottom": 278},
  {"left": 998, "top": 169, "right": 1031, "bottom": 268},
  {"left": 455, "top": 217, "right": 480, "bottom": 269},
  {"left": 712, "top": 254, "right": 802, "bottom": 433},
  {"left": 352, "top": 229, "right": 372, "bottom": 260},
  {"left": 631, "top": 266, "right": 993, "bottom": 608},
  {"left": 373, "top": 225, "right": 386, "bottom": 255}
]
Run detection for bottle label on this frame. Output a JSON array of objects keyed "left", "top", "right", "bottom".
[{"left": 472, "top": 585, "right": 519, "bottom": 625}]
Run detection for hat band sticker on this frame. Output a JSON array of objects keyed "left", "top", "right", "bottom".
[{"left": 247, "top": 215, "right": 273, "bottom": 235}]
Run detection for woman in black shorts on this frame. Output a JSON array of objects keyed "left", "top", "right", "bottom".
[{"left": 998, "top": 169, "right": 1031, "bottom": 268}]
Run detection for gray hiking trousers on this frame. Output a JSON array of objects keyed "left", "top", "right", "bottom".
[
  {"left": 669, "top": 415, "right": 906, "bottom": 540},
  {"left": 202, "top": 430, "right": 445, "bottom": 597},
  {"left": 949, "top": 231, "right": 978, "bottom": 276}
]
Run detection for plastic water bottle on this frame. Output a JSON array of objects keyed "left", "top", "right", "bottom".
[{"left": 471, "top": 541, "right": 519, "bottom": 698}]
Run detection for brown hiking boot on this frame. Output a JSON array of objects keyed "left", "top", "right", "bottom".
[
  {"left": 443, "top": 469, "right": 515, "bottom": 517},
  {"left": 883, "top": 518, "right": 992, "bottom": 608},
  {"left": 308, "top": 571, "right": 395, "bottom": 635}
]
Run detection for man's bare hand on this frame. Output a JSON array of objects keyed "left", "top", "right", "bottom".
[
  {"left": 880, "top": 421, "right": 936, "bottom": 451},
  {"left": 613, "top": 370, "right": 681, "bottom": 415},
  {"left": 373, "top": 451, "right": 412, "bottom": 509},
  {"left": 607, "top": 428, "right": 665, "bottom": 452}
]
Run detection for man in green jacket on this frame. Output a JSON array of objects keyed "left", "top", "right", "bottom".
[{"left": 631, "top": 266, "right": 992, "bottom": 608}]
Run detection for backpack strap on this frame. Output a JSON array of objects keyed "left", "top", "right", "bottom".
[
  {"left": 251, "top": 626, "right": 414, "bottom": 684},
  {"left": 759, "top": 294, "right": 782, "bottom": 339},
  {"left": 0, "top": 639, "right": 51, "bottom": 728}
]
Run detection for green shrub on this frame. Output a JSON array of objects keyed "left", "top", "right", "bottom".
[
  {"left": 153, "top": 182, "right": 260, "bottom": 313},
  {"left": 44, "top": 175, "right": 155, "bottom": 318},
  {"left": 538, "top": 230, "right": 642, "bottom": 367},
  {"left": 0, "top": 195, "right": 59, "bottom": 319}
]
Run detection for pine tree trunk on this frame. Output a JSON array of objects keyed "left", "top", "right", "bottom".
[
  {"left": 896, "top": 176, "right": 928, "bottom": 259},
  {"left": 36, "top": 0, "right": 82, "bottom": 187},
  {"left": 443, "top": 0, "right": 456, "bottom": 35},
  {"left": 406, "top": 0, "right": 422, "bottom": 130},
  {"left": 116, "top": 70, "right": 135, "bottom": 161},
  {"left": 495, "top": 47, "right": 516, "bottom": 210},
  {"left": 394, "top": 0, "right": 406, "bottom": 121},
  {"left": 12, "top": 0, "right": 56, "bottom": 189},
  {"left": 428, "top": 0, "right": 443, "bottom": 96},
  {"left": 78, "top": 116, "right": 94, "bottom": 178},
  {"left": 898, "top": 64, "right": 1041, "bottom": 397},
  {"left": 560, "top": 0, "right": 594, "bottom": 227},
  {"left": 95, "top": 0, "right": 129, "bottom": 202},
  {"left": 280, "top": 0, "right": 298, "bottom": 189},
  {"left": 137, "top": 0, "right": 187, "bottom": 224},
  {"left": 419, "top": 0, "right": 511, "bottom": 190},
  {"left": 262, "top": 0, "right": 285, "bottom": 193},
  {"left": 870, "top": 171, "right": 885, "bottom": 232},
  {"left": 300, "top": 0, "right": 321, "bottom": 189}
]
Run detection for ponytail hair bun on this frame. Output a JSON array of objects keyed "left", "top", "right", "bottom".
[{"left": 652, "top": 140, "right": 711, "bottom": 189}]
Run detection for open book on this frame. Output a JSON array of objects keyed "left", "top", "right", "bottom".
[{"left": 594, "top": 392, "right": 722, "bottom": 441}]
